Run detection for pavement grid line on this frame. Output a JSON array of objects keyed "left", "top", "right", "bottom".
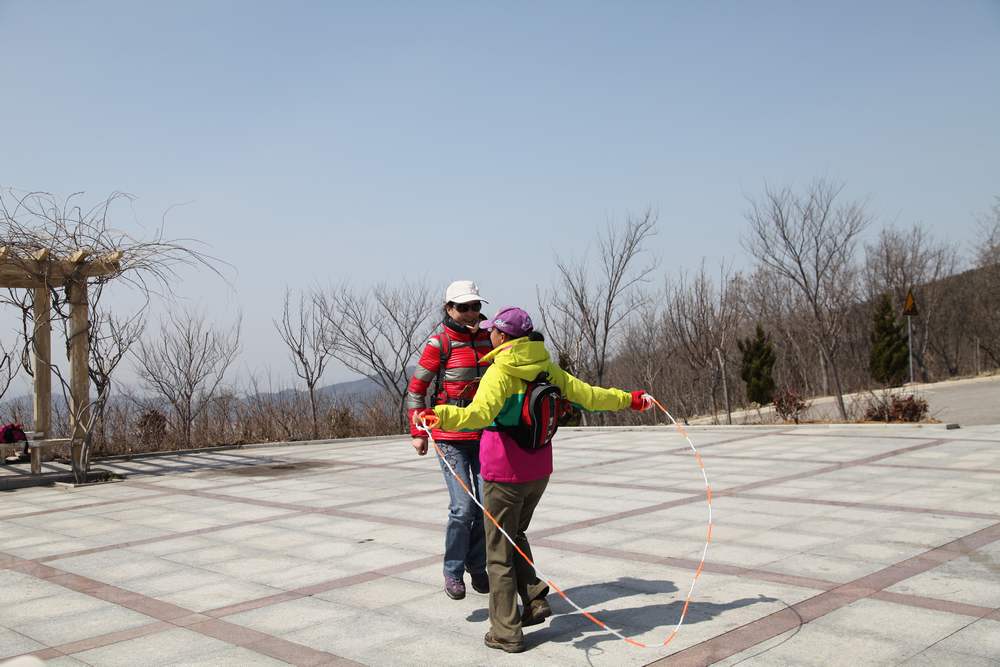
[
  {"left": 647, "top": 521, "right": 1000, "bottom": 666},
  {"left": 2, "top": 429, "right": 997, "bottom": 664}
]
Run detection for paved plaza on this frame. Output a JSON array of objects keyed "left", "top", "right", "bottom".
[{"left": 1, "top": 423, "right": 999, "bottom": 666}]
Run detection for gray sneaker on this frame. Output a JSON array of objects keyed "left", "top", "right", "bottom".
[{"left": 444, "top": 575, "right": 466, "bottom": 600}]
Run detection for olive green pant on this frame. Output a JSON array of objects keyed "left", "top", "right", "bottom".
[{"left": 482, "top": 476, "right": 550, "bottom": 645}]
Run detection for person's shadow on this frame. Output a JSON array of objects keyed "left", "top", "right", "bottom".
[{"left": 468, "top": 576, "right": 777, "bottom": 654}]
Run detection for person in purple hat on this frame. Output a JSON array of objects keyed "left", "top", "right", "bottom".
[{"left": 413, "top": 306, "right": 652, "bottom": 653}]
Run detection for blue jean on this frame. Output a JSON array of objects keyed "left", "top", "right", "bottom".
[{"left": 436, "top": 440, "right": 486, "bottom": 578}]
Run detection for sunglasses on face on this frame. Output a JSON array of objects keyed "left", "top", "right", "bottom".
[{"left": 451, "top": 301, "right": 482, "bottom": 313}]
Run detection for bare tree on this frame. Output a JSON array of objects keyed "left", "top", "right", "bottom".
[
  {"left": 275, "top": 288, "right": 338, "bottom": 439},
  {"left": 86, "top": 306, "right": 146, "bottom": 451},
  {"left": 864, "top": 224, "right": 958, "bottom": 381},
  {"left": 535, "top": 285, "right": 587, "bottom": 377},
  {"left": 133, "top": 310, "right": 241, "bottom": 448},
  {"left": 970, "top": 197, "right": 1000, "bottom": 367},
  {"left": 1, "top": 188, "right": 225, "bottom": 480},
  {"left": 610, "top": 299, "right": 669, "bottom": 424},
  {"left": 317, "top": 282, "right": 435, "bottom": 429},
  {"left": 662, "top": 262, "right": 743, "bottom": 424},
  {"left": 541, "top": 210, "right": 658, "bottom": 390},
  {"left": 0, "top": 339, "right": 15, "bottom": 405},
  {"left": 242, "top": 369, "right": 311, "bottom": 443},
  {"left": 974, "top": 196, "right": 1000, "bottom": 269},
  {"left": 743, "top": 179, "right": 870, "bottom": 419},
  {"left": 744, "top": 267, "right": 816, "bottom": 394}
]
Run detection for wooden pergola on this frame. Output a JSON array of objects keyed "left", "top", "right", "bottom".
[{"left": 1, "top": 246, "right": 122, "bottom": 471}]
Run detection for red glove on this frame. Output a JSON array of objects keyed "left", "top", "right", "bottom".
[
  {"left": 630, "top": 390, "right": 653, "bottom": 412},
  {"left": 412, "top": 408, "right": 440, "bottom": 430}
]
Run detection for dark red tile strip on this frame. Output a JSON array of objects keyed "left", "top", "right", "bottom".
[
  {"left": 0, "top": 493, "right": 174, "bottom": 521},
  {"left": 35, "top": 510, "right": 309, "bottom": 563},
  {"left": 188, "top": 618, "right": 361, "bottom": 666},
  {"left": 123, "top": 480, "right": 443, "bottom": 532},
  {"left": 0, "top": 549, "right": 363, "bottom": 666},
  {"left": 734, "top": 491, "right": 1000, "bottom": 521},
  {"left": 868, "top": 461, "right": 1000, "bottom": 475},
  {"left": 536, "top": 495, "right": 706, "bottom": 538},
  {"left": 550, "top": 477, "right": 699, "bottom": 495},
  {"left": 651, "top": 520, "right": 1000, "bottom": 665},
  {"left": 205, "top": 554, "right": 441, "bottom": 616},
  {"left": 711, "top": 439, "right": 949, "bottom": 498},
  {"left": 48, "top": 620, "right": 173, "bottom": 655},
  {"left": 203, "top": 591, "right": 304, "bottom": 618},
  {"left": 665, "top": 451, "right": 841, "bottom": 465},
  {"left": 535, "top": 537, "right": 839, "bottom": 592},
  {"left": 249, "top": 634, "right": 363, "bottom": 666},
  {"left": 870, "top": 590, "right": 996, "bottom": 619},
  {"left": 663, "top": 430, "right": 782, "bottom": 454}
]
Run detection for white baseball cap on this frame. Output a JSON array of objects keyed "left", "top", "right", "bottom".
[{"left": 445, "top": 280, "right": 488, "bottom": 304}]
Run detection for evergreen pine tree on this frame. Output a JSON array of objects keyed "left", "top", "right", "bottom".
[
  {"left": 869, "top": 293, "right": 909, "bottom": 386},
  {"left": 738, "top": 323, "right": 777, "bottom": 405}
]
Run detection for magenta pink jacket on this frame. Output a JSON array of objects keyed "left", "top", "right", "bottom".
[{"left": 479, "top": 429, "right": 552, "bottom": 483}]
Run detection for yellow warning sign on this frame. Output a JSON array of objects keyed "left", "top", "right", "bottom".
[{"left": 902, "top": 289, "right": 919, "bottom": 317}]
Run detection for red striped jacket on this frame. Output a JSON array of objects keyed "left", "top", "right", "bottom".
[{"left": 406, "top": 318, "right": 492, "bottom": 441}]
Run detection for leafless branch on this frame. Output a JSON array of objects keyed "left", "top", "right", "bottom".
[
  {"left": 275, "top": 288, "right": 338, "bottom": 439},
  {"left": 742, "top": 179, "right": 870, "bottom": 418}
]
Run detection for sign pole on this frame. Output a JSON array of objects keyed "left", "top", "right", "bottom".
[
  {"left": 902, "top": 289, "right": 919, "bottom": 385},
  {"left": 907, "top": 315, "right": 913, "bottom": 385}
]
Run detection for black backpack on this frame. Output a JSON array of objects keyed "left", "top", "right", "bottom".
[{"left": 500, "top": 372, "right": 569, "bottom": 450}]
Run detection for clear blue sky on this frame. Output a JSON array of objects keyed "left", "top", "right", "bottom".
[{"left": 2, "top": 1, "right": 999, "bottom": 386}]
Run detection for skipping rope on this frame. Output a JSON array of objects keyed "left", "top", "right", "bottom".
[{"left": 416, "top": 395, "right": 712, "bottom": 649}]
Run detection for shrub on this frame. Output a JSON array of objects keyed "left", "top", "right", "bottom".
[
  {"left": 136, "top": 409, "right": 168, "bottom": 449},
  {"left": 864, "top": 393, "right": 929, "bottom": 422},
  {"left": 774, "top": 387, "right": 809, "bottom": 423}
]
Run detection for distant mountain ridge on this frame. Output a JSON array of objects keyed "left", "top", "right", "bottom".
[
  {"left": 0, "top": 369, "right": 414, "bottom": 416},
  {"left": 251, "top": 366, "right": 418, "bottom": 402}
]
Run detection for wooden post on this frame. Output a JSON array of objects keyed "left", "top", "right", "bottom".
[
  {"left": 67, "top": 280, "right": 90, "bottom": 470},
  {"left": 32, "top": 286, "right": 51, "bottom": 438}
]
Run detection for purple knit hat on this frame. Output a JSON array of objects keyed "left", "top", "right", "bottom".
[{"left": 480, "top": 306, "right": 533, "bottom": 336}]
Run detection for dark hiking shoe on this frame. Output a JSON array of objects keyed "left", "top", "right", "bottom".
[
  {"left": 521, "top": 597, "right": 552, "bottom": 627},
  {"left": 470, "top": 571, "right": 490, "bottom": 594},
  {"left": 484, "top": 631, "right": 525, "bottom": 653},
  {"left": 444, "top": 575, "right": 466, "bottom": 600}
]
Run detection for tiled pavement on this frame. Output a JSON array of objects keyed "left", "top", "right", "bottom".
[{"left": 1, "top": 424, "right": 999, "bottom": 666}]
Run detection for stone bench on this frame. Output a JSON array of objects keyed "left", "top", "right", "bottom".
[{"left": 25, "top": 431, "right": 73, "bottom": 475}]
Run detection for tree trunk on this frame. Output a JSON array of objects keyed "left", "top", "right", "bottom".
[
  {"left": 709, "top": 369, "right": 719, "bottom": 425},
  {"left": 308, "top": 385, "right": 319, "bottom": 440},
  {"left": 716, "top": 348, "right": 732, "bottom": 425},
  {"left": 397, "top": 394, "right": 407, "bottom": 433},
  {"left": 823, "top": 347, "right": 849, "bottom": 420},
  {"left": 819, "top": 348, "right": 830, "bottom": 397},
  {"left": 183, "top": 405, "right": 193, "bottom": 449}
]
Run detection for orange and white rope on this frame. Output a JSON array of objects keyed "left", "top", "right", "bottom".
[{"left": 416, "top": 394, "right": 713, "bottom": 649}]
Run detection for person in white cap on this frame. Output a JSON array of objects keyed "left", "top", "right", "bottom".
[{"left": 404, "top": 280, "right": 494, "bottom": 600}]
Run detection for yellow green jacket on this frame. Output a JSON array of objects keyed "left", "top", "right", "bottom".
[{"left": 434, "top": 335, "right": 631, "bottom": 482}]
